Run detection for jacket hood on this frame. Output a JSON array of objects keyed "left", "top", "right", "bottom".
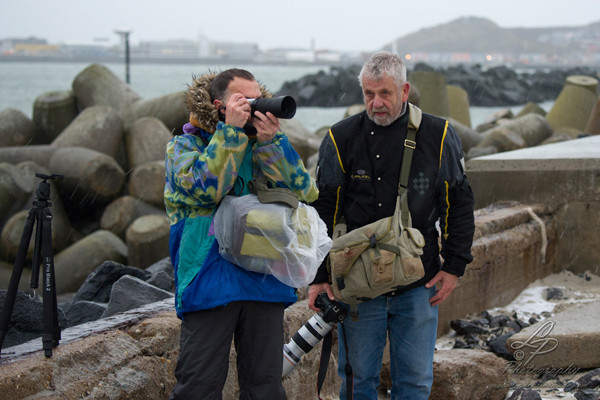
[{"left": 184, "top": 71, "right": 273, "bottom": 134}]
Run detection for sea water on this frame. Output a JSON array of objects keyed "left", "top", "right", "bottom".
[{"left": 0, "top": 60, "right": 551, "bottom": 134}]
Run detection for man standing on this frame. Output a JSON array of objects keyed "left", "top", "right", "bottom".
[
  {"left": 165, "top": 68, "right": 318, "bottom": 399},
  {"left": 308, "top": 52, "right": 475, "bottom": 399}
]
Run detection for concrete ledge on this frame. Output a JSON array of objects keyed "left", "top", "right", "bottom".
[
  {"left": 466, "top": 135, "right": 600, "bottom": 209},
  {"left": 438, "top": 202, "right": 557, "bottom": 336},
  {"left": 506, "top": 300, "right": 600, "bottom": 370}
]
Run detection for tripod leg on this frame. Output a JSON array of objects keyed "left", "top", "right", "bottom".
[
  {"left": 40, "top": 209, "right": 60, "bottom": 357},
  {"left": 0, "top": 210, "right": 36, "bottom": 354}
]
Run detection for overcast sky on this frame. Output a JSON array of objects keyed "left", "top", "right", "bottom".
[{"left": 1, "top": 0, "right": 599, "bottom": 52}]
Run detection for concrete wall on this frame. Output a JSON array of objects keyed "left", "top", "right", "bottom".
[{"left": 466, "top": 135, "right": 600, "bottom": 275}]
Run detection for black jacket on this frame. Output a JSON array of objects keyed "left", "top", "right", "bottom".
[{"left": 311, "top": 105, "right": 475, "bottom": 294}]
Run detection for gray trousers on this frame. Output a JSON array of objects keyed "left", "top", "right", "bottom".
[{"left": 169, "top": 301, "right": 287, "bottom": 400}]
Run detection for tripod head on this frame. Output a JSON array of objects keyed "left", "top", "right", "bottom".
[{"left": 34, "top": 173, "right": 63, "bottom": 206}]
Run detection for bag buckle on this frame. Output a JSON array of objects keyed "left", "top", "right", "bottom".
[
  {"left": 369, "top": 233, "right": 377, "bottom": 248},
  {"left": 404, "top": 139, "right": 416, "bottom": 149}
]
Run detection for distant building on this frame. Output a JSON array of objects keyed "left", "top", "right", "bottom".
[
  {"left": 1, "top": 37, "right": 51, "bottom": 55},
  {"left": 137, "top": 39, "right": 201, "bottom": 59}
]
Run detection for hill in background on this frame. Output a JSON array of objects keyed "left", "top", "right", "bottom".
[{"left": 383, "top": 17, "right": 600, "bottom": 66}]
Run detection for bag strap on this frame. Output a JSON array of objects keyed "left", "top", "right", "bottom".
[
  {"left": 249, "top": 175, "right": 299, "bottom": 209},
  {"left": 397, "top": 104, "right": 421, "bottom": 228}
]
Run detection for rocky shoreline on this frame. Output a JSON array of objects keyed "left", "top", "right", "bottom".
[{"left": 276, "top": 63, "right": 600, "bottom": 107}]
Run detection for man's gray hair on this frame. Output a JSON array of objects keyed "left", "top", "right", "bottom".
[{"left": 358, "top": 51, "right": 407, "bottom": 88}]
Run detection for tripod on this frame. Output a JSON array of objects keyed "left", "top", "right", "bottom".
[{"left": 0, "top": 173, "right": 63, "bottom": 358}]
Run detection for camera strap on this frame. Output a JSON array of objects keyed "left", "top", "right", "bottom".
[
  {"left": 316, "top": 322, "right": 353, "bottom": 400},
  {"left": 316, "top": 330, "right": 332, "bottom": 399}
]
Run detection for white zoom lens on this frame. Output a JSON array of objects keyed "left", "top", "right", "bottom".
[{"left": 282, "top": 313, "right": 334, "bottom": 376}]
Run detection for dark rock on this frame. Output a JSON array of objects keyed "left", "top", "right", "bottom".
[
  {"left": 276, "top": 65, "right": 363, "bottom": 107},
  {"left": 144, "top": 257, "right": 175, "bottom": 293},
  {"left": 100, "top": 275, "right": 173, "bottom": 318},
  {"left": 0, "top": 290, "right": 68, "bottom": 348},
  {"left": 488, "top": 332, "right": 514, "bottom": 360},
  {"left": 277, "top": 62, "right": 600, "bottom": 108},
  {"left": 576, "top": 369, "right": 600, "bottom": 390},
  {"left": 72, "top": 260, "right": 151, "bottom": 303},
  {"left": 64, "top": 300, "right": 107, "bottom": 326},
  {"left": 450, "top": 318, "right": 490, "bottom": 335},
  {"left": 507, "top": 388, "right": 543, "bottom": 399},
  {"left": 146, "top": 270, "right": 174, "bottom": 293},
  {"left": 575, "top": 389, "right": 600, "bottom": 400},
  {"left": 545, "top": 287, "right": 567, "bottom": 300}
]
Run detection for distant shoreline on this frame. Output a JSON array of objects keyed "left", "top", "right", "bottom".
[
  {"left": 2, "top": 54, "right": 599, "bottom": 70},
  {"left": 0, "top": 54, "right": 347, "bottom": 67}
]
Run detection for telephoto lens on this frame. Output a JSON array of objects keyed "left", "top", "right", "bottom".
[
  {"left": 248, "top": 96, "right": 297, "bottom": 119},
  {"left": 282, "top": 292, "right": 347, "bottom": 377}
]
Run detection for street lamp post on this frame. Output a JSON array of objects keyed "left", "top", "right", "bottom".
[{"left": 114, "top": 28, "right": 132, "bottom": 84}]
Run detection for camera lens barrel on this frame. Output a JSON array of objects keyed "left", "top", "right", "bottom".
[
  {"left": 282, "top": 313, "right": 333, "bottom": 376},
  {"left": 249, "top": 96, "right": 297, "bottom": 119}
]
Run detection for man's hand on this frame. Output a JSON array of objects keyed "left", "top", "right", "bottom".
[
  {"left": 425, "top": 271, "right": 458, "bottom": 306},
  {"left": 224, "top": 93, "right": 252, "bottom": 128},
  {"left": 308, "top": 283, "right": 335, "bottom": 312},
  {"left": 252, "top": 111, "right": 280, "bottom": 142}
]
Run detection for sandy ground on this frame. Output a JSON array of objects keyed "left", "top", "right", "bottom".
[{"left": 436, "top": 268, "right": 600, "bottom": 400}]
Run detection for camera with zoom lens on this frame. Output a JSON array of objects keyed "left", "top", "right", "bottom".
[
  {"left": 248, "top": 95, "right": 297, "bottom": 119},
  {"left": 282, "top": 292, "right": 347, "bottom": 377}
]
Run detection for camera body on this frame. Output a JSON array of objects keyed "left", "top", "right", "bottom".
[
  {"left": 282, "top": 292, "right": 347, "bottom": 377},
  {"left": 248, "top": 96, "right": 297, "bottom": 119}
]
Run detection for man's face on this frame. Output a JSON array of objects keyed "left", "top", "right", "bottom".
[
  {"left": 224, "top": 77, "right": 261, "bottom": 104},
  {"left": 362, "top": 75, "right": 409, "bottom": 127}
]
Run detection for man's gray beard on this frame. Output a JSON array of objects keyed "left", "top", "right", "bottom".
[{"left": 367, "top": 102, "right": 406, "bottom": 127}]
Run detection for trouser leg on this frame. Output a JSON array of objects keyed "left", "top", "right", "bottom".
[
  {"left": 169, "top": 304, "right": 240, "bottom": 400},
  {"left": 337, "top": 297, "right": 388, "bottom": 400},
  {"left": 235, "top": 301, "right": 287, "bottom": 400},
  {"left": 388, "top": 286, "right": 438, "bottom": 400}
]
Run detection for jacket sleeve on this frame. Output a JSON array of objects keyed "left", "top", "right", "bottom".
[
  {"left": 164, "top": 121, "right": 249, "bottom": 221},
  {"left": 309, "top": 130, "right": 347, "bottom": 284},
  {"left": 437, "top": 123, "right": 475, "bottom": 277},
  {"left": 253, "top": 131, "right": 319, "bottom": 204}
]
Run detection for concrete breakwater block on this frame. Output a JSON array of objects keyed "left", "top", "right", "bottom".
[
  {"left": 125, "top": 117, "right": 173, "bottom": 169},
  {"left": 447, "top": 84, "right": 472, "bottom": 128},
  {"left": 0, "top": 108, "right": 35, "bottom": 147},
  {"left": 585, "top": 97, "right": 600, "bottom": 135},
  {"left": 72, "top": 63, "right": 142, "bottom": 111},
  {"left": 409, "top": 70, "right": 450, "bottom": 118},
  {"left": 54, "top": 229, "right": 128, "bottom": 294},
  {"left": 546, "top": 75, "right": 599, "bottom": 132},
  {"left": 120, "top": 91, "right": 188, "bottom": 133},
  {"left": 447, "top": 118, "right": 482, "bottom": 155},
  {"left": 475, "top": 113, "right": 553, "bottom": 153},
  {"left": 128, "top": 160, "right": 165, "bottom": 207},
  {"left": 51, "top": 105, "right": 124, "bottom": 161},
  {"left": 126, "top": 215, "right": 170, "bottom": 269},
  {"left": 100, "top": 195, "right": 165, "bottom": 240},
  {"left": 0, "top": 162, "right": 36, "bottom": 228},
  {"left": 48, "top": 146, "right": 125, "bottom": 209},
  {"left": 0, "top": 145, "right": 57, "bottom": 170},
  {"left": 32, "top": 90, "right": 78, "bottom": 144}
]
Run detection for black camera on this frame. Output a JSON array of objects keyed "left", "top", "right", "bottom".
[
  {"left": 248, "top": 96, "right": 297, "bottom": 119},
  {"left": 282, "top": 292, "right": 347, "bottom": 376}
]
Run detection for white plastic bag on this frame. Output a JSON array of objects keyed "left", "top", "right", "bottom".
[{"left": 214, "top": 194, "right": 332, "bottom": 288}]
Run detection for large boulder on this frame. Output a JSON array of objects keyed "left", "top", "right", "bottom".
[{"left": 0, "top": 108, "right": 36, "bottom": 147}]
